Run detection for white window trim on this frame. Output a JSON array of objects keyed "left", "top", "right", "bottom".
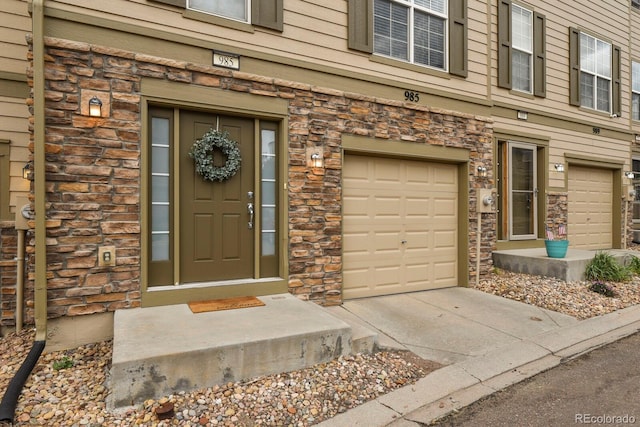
[
  {"left": 633, "top": 62, "right": 640, "bottom": 121},
  {"left": 373, "top": 0, "right": 449, "bottom": 72},
  {"left": 511, "top": 3, "right": 533, "bottom": 94},
  {"left": 187, "top": 0, "right": 250, "bottom": 24},
  {"left": 579, "top": 32, "right": 612, "bottom": 113}
]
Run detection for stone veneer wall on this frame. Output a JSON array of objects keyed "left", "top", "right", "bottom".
[
  {"left": 18, "top": 36, "right": 494, "bottom": 319},
  {"left": 545, "top": 192, "right": 568, "bottom": 238},
  {"left": 0, "top": 222, "right": 26, "bottom": 326}
]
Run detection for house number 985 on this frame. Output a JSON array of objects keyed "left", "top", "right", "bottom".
[{"left": 404, "top": 90, "right": 420, "bottom": 102}]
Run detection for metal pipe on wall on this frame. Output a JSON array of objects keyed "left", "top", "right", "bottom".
[
  {"left": 0, "top": 0, "right": 48, "bottom": 422},
  {"left": 16, "top": 229, "right": 25, "bottom": 332}
]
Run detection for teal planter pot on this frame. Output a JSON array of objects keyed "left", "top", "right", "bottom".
[{"left": 545, "top": 240, "right": 569, "bottom": 258}]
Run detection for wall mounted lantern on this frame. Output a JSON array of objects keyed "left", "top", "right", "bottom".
[
  {"left": 554, "top": 163, "right": 565, "bottom": 172},
  {"left": 625, "top": 171, "right": 635, "bottom": 179},
  {"left": 88, "top": 96, "right": 103, "bottom": 117},
  {"left": 22, "top": 162, "right": 32, "bottom": 180},
  {"left": 311, "top": 152, "right": 323, "bottom": 168},
  {"left": 477, "top": 165, "right": 487, "bottom": 177}
]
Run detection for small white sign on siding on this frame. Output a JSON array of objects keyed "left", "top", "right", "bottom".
[{"left": 213, "top": 51, "right": 240, "bottom": 70}]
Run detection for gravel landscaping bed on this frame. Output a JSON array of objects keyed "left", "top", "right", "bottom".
[
  {"left": 472, "top": 270, "right": 640, "bottom": 320},
  {"left": 2, "top": 267, "right": 640, "bottom": 426},
  {"left": 0, "top": 330, "right": 439, "bottom": 427}
]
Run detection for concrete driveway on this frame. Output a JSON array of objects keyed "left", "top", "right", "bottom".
[{"left": 330, "top": 287, "right": 579, "bottom": 365}]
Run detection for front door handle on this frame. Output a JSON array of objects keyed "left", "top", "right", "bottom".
[{"left": 247, "top": 202, "right": 254, "bottom": 229}]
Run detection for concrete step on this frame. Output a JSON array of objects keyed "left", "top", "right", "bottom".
[
  {"left": 323, "top": 306, "right": 378, "bottom": 353},
  {"left": 492, "top": 248, "right": 638, "bottom": 282},
  {"left": 107, "top": 294, "right": 353, "bottom": 409},
  {"left": 323, "top": 305, "right": 406, "bottom": 353}
]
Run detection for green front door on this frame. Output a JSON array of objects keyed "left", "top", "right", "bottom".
[{"left": 179, "top": 112, "right": 255, "bottom": 283}]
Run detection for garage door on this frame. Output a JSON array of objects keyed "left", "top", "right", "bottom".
[
  {"left": 343, "top": 155, "right": 458, "bottom": 299},
  {"left": 568, "top": 166, "right": 613, "bottom": 249}
]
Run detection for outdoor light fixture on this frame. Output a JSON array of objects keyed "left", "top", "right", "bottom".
[
  {"left": 625, "top": 171, "right": 635, "bottom": 179},
  {"left": 517, "top": 110, "right": 528, "bottom": 120},
  {"left": 22, "top": 163, "right": 31, "bottom": 180},
  {"left": 311, "top": 152, "right": 323, "bottom": 168},
  {"left": 554, "top": 163, "right": 565, "bottom": 172},
  {"left": 477, "top": 165, "right": 487, "bottom": 177},
  {"left": 88, "top": 96, "right": 102, "bottom": 117}
]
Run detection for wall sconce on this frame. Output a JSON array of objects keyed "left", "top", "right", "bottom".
[
  {"left": 625, "top": 171, "right": 635, "bottom": 179},
  {"left": 88, "top": 96, "right": 102, "bottom": 117},
  {"left": 22, "top": 162, "right": 32, "bottom": 180},
  {"left": 477, "top": 165, "right": 487, "bottom": 178},
  {"left": 311, "top": 152, "right": 323, "bottom": 168},
  {"left": 554, "top": 163, "right": 565, "bottom": 172},
  {"left": 517, "top": 110, "right": 528, "bottom": 120}
]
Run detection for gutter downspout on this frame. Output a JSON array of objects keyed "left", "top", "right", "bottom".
[
  {"left": 32, "top": 0, "right": 48, "bottom": 347},
  {"left": 0, "top": 0, "right": 47, "bottom": 422},
  {"left": 16, "top": 229, "right": 25, "bottom": 332}
]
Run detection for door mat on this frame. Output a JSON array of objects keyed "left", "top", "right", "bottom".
[{"left": 188, "top": 296, "right": 265, "bottom": 313}]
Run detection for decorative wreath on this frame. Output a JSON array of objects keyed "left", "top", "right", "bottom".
[{"left": 188, "top": 129, "right": 242, "bottom": 182}]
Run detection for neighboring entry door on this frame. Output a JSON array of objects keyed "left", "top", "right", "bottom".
[
  {"left": 179, "top": 112, "right": 255, "bottom": 283},
  {"left": 508, "top": 142, "right": 537, "bottom": 240}
]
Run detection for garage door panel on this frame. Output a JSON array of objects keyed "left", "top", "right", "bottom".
[
  {"left": 343, "top": 154, "right": 458, "bottom": 299},
  {"left": 434, "top": 261, "right": 457, "bottom": 281},
  {"left": 568, "top": 166, "right": 612, "bottom": 249},
  {"left": 434, "top": 230, "right": 456, "bottom": 248}
]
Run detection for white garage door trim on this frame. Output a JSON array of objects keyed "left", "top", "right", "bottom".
[{"left": 342, "top": 154, "right": 459, "bottom": 299}]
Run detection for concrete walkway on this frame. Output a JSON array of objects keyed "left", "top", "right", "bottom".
[{"left": 320, "top": 287, "right": 640, "bottom": 426}]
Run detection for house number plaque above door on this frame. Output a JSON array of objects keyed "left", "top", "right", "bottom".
[{"left": 213, "top": 50, "right": 240, "bottom": 70}]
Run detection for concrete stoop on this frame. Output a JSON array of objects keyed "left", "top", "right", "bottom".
[
  {"left": 107, "top": 293, "right": 376, "bottom": 410},
  {"left": 492, "top": 248, "right": 637, "bottom": 282}
]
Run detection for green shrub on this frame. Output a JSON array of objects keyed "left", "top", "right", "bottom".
[
  {"left": 584, "top": 251, "right": 631, "bottom": 282},
  {"left": 625, "top": 254, "right": 640, "bottom": 275},
  {"left": 53, "top": 355, "right": 74, "bottom": 371}
]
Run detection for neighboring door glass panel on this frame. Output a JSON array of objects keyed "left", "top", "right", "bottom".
[
  {"left": 509, "top": 143, "right": 537, "bottom": 239},
  {"left": 151, "top": 117, "right": 170, "bottom": 261},
  {"left": 633, "top": 159, "right": 640, "bottom": 226},
  {"left": 261, "top": 129, "right": 277, "bottom": 257}
]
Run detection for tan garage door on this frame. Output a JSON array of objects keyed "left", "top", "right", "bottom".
[
  {"left": 343, "top": 154, "right": 458, "bottom": 299},
  {"left": 568, "top": 166, "right": 613, "bottom": 249}
]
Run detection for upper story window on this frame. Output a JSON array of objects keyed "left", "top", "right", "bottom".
[
  {"left": 497, "top": 1, "right": 546, "bottom": 97},
  {"left": 633, "top": 62, "right": 640, "bottom": 120},
  {"left": 633, "top": 0, "right": 640, "bottom": 10},
  {"left": 348, "top": 0, "right": 468, "bottom": 78},
  {"left": 188, "top": 0, "right": 248, "bottom": 22},
  {"left": 150, "top": 0, "right": 283, "bottom": 32},
  {"left": 511, "top": 4, "right": 532, "bottom": 93},
  {"left": 569, "top": 28, "right": 621, "bottom": 116},
  {"left": 579, "top": 33, "right": 611, "bottom": 112},
  {"left": 373, "top": 0, "right": 447, "bottom": 70}
]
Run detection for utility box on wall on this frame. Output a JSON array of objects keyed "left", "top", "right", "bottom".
[
  {"left": 477, "top": 189, "right": 495, "bottom": 213},
  {"left": 14, "top": 196, "right": 30, "bottom": 230}
]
